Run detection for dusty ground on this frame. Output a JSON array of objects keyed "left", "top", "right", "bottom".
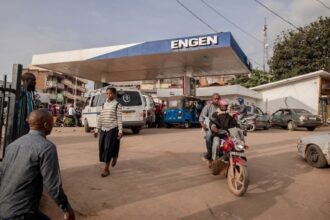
[{"left": 41, "top": 126, "right": 330, "bottom": 220}]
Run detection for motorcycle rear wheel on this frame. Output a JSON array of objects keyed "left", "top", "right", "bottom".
[
  {"left": 227, "top": 163, "right": 249, "bottom": 196},
  {"left": 246, "top": 123, "right": 256, "bottom": 132}
]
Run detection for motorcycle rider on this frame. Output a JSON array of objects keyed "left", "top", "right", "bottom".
[
  {"left": 210, "top": 99, "right": 238, "bottom": 160},
  {"left": 237, "top": 97, "right": 247, "bottom": 120},
  {"left": 199, "top": 93, "right": 221, "bottom": 160}
]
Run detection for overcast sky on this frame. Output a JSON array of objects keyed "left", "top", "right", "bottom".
[{"left": 0, "top": 0, "right": 329, "bottom": 84}]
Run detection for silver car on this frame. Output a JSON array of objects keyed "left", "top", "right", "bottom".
[{"left": 297, "top": 133, "right": 330, "bottom": 168}]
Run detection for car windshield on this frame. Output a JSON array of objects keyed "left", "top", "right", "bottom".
[
  {"left": 293, "top": 109, "right": 312, "bottom": 115},
  {"left": 116, "top": 91, "right": 142, "bottom": 106}
]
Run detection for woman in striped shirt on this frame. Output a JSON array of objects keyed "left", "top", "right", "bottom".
[{"left": 94, "top": 87, "right": 123, "bottom": 177}]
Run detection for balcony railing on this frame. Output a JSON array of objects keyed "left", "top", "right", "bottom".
[
  {"left": 63, "top": 91, "right": 75, "bottom": 100},
  {"left": 76, "top": 85, "right": 87, "bottom": 93},
  {"left": 46, "top": 81, "right": 64, "bottom": 90},
  {"left": 63, "top": 91, "right": 86, "bottom": 102},
  {"left": 63, "top": 79, "right": 74, "bottom": 88},
  {"left": 62, "top": 79, "right": 87, "bottom": 92}
]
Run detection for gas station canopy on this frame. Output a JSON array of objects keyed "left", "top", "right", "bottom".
[{"left": 32, "top": 32, "right": 251, "bottom": 82}]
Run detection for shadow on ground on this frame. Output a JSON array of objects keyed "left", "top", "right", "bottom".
[{"left": 40, "top": 147, "right": 329, "bottom": 219}]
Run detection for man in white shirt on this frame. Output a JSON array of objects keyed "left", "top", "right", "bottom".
[{"left": 68, "top": 104, "right": 78, "bottom": 126}]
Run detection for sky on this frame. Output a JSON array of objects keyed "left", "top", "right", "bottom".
[{"left": 0, "top": 0, "right": 329, "bottom": 87}]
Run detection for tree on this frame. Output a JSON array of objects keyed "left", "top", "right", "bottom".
[
  {"left": 230, "top": 69, "right": 273, "bottom": 88},
  {"left": 269, "top": 16, "right": 330, "bottom": 80}
]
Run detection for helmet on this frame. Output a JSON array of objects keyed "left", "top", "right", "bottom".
[
  {"left": 219, "top": 99, "right": 229, "bottom": 106},
  {"left": 237, "top": 97, "right": 244, "bottom": 105}
]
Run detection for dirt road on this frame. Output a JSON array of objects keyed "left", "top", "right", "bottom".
[{"left": 42, "top": 127, "right": 330, "bottom": 220}]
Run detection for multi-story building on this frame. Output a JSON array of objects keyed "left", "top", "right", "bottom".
[
  {"left": 107, "top": 76, "right": 235, "bottom": 95},
  {"left": 22, "top": 66, "right": 88, "bottom": 106}
]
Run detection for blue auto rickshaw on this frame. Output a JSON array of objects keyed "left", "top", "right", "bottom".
[{"left": 162, "top": 97, "right": 204, "bottom": 128}]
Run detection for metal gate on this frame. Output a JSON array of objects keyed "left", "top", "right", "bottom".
[{"left": 0, "top": 64, "right": 22, "bottom": 160}]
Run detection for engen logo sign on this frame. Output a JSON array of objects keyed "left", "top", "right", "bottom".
[{"left": 171, "top": 35, "right": 218, "bottom": 49}]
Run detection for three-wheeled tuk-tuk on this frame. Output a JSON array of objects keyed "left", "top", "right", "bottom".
[{"left": 162, "top": 97, "right": 205, "bottom": 128}]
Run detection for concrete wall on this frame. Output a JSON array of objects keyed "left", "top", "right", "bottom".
[{"left": 255, "top": 77, "right": 320, "bottom": 114}]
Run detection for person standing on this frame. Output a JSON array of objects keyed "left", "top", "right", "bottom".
[
  {"left": 17, "top": 72, "right": 39, "bottom": 138},
  {"left": 68, "top": 104, "right": 78, "bottom": 126},
  {"left": 199, "top": 93, "right": 221, "bottom": 161},
  {"left": 0, "top": 109, "right": 75, "bottom": 220},
  {"left": 94, "top": 87, "right": 123, "bottom": 177}
]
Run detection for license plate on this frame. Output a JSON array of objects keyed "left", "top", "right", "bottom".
[
  {"left": 231, "top": 152, "right": 245, "bottom": 157},
  {"left": 309, "top": 117, "right": 316, "bottom": 120},
  {"left": 123, "top": 112, "right": 134, "bottom": 118}
]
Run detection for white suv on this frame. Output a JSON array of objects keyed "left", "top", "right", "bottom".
[{"left": 82, "top": 86, "right": 146, "bottom": 134}]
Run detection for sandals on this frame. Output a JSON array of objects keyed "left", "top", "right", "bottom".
[
  {"left": 101, "top": 170, "right": 110, "bottom": 177},
  {"left": 111, "top": 157, "right": 118, "bottom": 167}
]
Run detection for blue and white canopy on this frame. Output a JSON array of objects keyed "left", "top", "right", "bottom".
[{"left": 32, "top": 32, "right": 251, "bottom": 82}]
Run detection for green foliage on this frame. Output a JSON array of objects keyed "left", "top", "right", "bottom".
[
  {"left": 270, "top": 16, "right": 330, "bottom": 80},
  {"left": 230, "top": 69, "right": 273, "bottom": 88}
]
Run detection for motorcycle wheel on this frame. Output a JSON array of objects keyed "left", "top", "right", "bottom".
[
  {"left": 246, "top": 123, "right": 256, "bottom": 132},
  {"left": 227, "top": 163, "right": 249, "bottom": 196}
]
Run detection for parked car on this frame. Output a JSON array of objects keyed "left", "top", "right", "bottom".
[
  {"left": 82, "top": 86, "right": 146, "bottom": 134},
  {"left": 271, "top": 108, "right": 322, "bottom": 131},
  {"left": 163, "top": 97, "right": 201, "bottom": 128},
  {"left": 297, "top": 133, "right": 330, "bottom": 168},
  {"left": 142, "top": 94, "right": 156, "bottom": 127},
  {"left": 245, "top": 106, "right": 271, "bottom": 130}
]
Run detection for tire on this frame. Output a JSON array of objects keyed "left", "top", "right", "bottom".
[
  {"left": 264, "top": 121, "right": 271, "bottom": 130},
  {"left": 287, "top": 121, "right": 296, "bottom": 131},
  {"left": 131, "top": 127, "right": 141, "bottom": 134},
  {"left": 306, "top": 144, "right": 327, "bottom": 168},
  {"left": 84, "top": 120, "right": 90, "bottom": 133},
  {"left": 307, "top": 127, "right": 316, "bottom": 131},
  {"left": 281, "top": 126, "right": 287, "bottom": 129},
  {"left": 184, "top": 120, "right": 190, "bottom": 129},
  {"left": 227, "top": 163, "right": 249, "bottom": 196},
  {"left": 166, "top": 123, "right": 172, "bottom": 128},
  {"left": 246, "top": 123, "right": 256, "bottom": 132}
]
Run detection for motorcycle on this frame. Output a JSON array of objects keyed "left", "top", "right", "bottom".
[
  {"left": 240, "top": 114, "right": 257, "bottom": 132},
  {"left": 230, "top": 107, "right": 256, "bottom": 132},
  {"left": 207, "top": 127, "right": 249, "bottom": 197}
]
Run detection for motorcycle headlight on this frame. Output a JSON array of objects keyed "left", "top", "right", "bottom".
[
  {"left": 299, "top": 116, "right": 307, "bottom": 121},
  {"left": 235, "top": 144, "right": 244, "bottom": 151}
]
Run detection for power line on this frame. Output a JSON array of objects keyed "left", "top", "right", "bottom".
[
  {"left": 175, "top": 0, "right": 218, "bottom": 33},
  {"left": 315, "top": 0, "right": 330, "bottom": 10},
  {"left": 200, "top": 0, "right": 263, "bottom": 45},
  {"left": 249, "top": 58, "right": 263, "bottom": 68},
  {"left": 175, "top": 0, "right": 264, "bottom": 70},
  {"left": 253, "top": 0, "right": 300, "bottom": 30}
]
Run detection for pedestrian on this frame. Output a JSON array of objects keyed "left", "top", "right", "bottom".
[
  {"left": 0, "top": 109, "right": 75, "bottom": 220},
  {"left": 17, "top": 72, "right": 39, "bottom": 138},
  {"left": 68, "top": 104, "right": 78, "bottom": 126},
  {"left": 199, "top": 93, "right": 221, "bottom": 161},
  {"left": 51, "top": 104, "right": 57, "bottom": 117},
  {"left": 155, "top": 100, "right": 165, "bottom": 128},
  {"left": 94, "top": 87, "right": 123, "bottom": 177}
]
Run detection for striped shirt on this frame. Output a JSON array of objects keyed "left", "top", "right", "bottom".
[{"left": 97, "top": 99, "right": 123, "bottom": 133}]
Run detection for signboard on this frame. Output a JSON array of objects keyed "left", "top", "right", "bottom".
[
  {"left": 171, "top": 35, "right": 218, "bottom": 49},
  {"left": 56, "top": 93, "right": 64, "bottom": 103},
  {"left": 46, "top": 81, "right": 57, "bottom": 88}
]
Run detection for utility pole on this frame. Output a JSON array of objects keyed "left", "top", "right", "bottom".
[
  {"left": 74, "top": 77, "right": 77, "bottom": 108},
  {"left": 263, "top": 18, "right": 270, "bottom": 82}
]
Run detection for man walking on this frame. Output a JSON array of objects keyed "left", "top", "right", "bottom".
[{"left": 0, "top": 109, "right": 75, "bottom": 220}]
